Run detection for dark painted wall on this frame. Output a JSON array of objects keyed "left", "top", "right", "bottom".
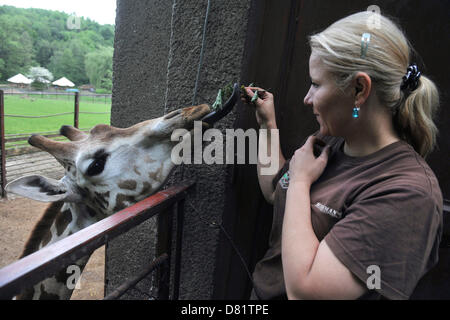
[
  {"left": 215, "top": 0, "right": 450, "bottom": 299},
  {"left": 108, "top": 0, "right": 449, "bottom": 300}
]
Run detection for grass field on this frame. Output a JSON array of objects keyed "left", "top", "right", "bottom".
[{"left": 3, "top": 95, "right": 111, "bottom": 135}]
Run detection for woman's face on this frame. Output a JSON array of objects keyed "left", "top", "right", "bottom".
[{"left": 304, "top": 53, "right": 354, "bottom": 137}]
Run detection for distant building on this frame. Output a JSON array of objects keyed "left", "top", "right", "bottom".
[{"left": 79, "top": 84, "right": 96, "bottom": 92}]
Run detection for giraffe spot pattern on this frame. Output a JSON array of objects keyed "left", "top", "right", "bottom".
[
  {"left": 20, "top": 202, "right": 64, "bottom": 258},
  {"left": 114, "top": 193, "right": 136, "bottom": 212},
  {"left": 141, "top": 182, "right": 153, "bottom": 196},
  {"left": 118, "top": 180, "right": 137, "bottom": 191},
  {"left": 55, "top": 210, "right": 73, "bottom": 236},
  {"left": 39, "top": 284, "right": 60, "bottom": 300}
]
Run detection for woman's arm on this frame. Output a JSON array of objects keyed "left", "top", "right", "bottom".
[
  {"left": 257, "top": 122, "right": 285, "bottom": 204},
  {"left": 244, "top": 87, "right": 285, "bottom": 204},
  {"left": 282, "top": 136, "right": 366, "bottom": 299}
]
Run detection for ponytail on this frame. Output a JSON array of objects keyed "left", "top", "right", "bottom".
[{"left": 394, "top": 75, "right": 439, "bottom": 158}]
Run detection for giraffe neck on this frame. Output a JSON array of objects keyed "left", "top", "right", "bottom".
[
  {"left": 17, "top": 159, "right": 176, "bottom": 299},
  {"left": 17, "top": 202, "right": 100, "bottom": 300}
]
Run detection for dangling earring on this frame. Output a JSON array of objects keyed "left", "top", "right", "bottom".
[{"left": 352, "top": 105, "right": 360, "bottom": 118}]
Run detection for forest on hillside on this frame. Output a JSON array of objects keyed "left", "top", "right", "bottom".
[{"left": 0, "top": 5, "right": 115, "bottom": 91}]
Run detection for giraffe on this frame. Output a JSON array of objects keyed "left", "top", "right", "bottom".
[{"left": 5, "top": 104, "right": 211, "bottom": 300}]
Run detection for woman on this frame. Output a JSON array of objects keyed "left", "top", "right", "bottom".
[{"left": 244, "top": 12, "right": 443, "bottom": 300}]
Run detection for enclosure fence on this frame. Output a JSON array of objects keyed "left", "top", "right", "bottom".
[
  {"left": 0, "top": 91, "right": 6, "bottom": 197},
  {"left": 0, "top": 182, "right": 194, "bottom": 300},
  {"left": 0, "top": 89, "right": 111, "bottom": 197}
]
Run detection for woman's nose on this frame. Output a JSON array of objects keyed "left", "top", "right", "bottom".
[{"left": 304, "top": 90, "right": 312, "bottom": 106}]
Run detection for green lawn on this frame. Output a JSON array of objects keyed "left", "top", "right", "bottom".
[{"left": 3, "top": 95, "right": 111, "bottom": 135}]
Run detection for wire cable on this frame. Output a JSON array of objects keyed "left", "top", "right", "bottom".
[
  {"left": 192, "top": 0, "right": 212, "bottom": 106},
  {"left": 186, "top": 200, "right": 262, "bottom": 299}
]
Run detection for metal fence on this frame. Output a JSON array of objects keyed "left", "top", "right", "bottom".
[
  {"left": 0, "top": 91, "right": 5, "bottom": 197},
  {"left": 0, "top": 182, "right": 194, "bottom": 300},
  {"left": 0, "top": 87, "right": 111, "bottom": 104}
]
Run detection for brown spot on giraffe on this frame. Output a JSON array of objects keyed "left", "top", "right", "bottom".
[
  {"left": 118, "top": 180, "right": 137, "bottom": 191},
  {"left": 94, "top": 191, "right": 110, "bottom": 211},
  {"left": 55, "top": 210, "right": 73, "bottom": 236},
  {"left": 144, "top": 155, "right": 156, "bottom": 163},
  {"left": 20, "top": 202, "right": 64, "bottom": 258},
  {"left": 182, "top": 104, "right": 209, "bottom": 119},
  {"left": 89, "top": 122, "right": 151, "bottom": 143},
  {"left": 148, "top": 171, "right": 159, "bottom": 183},
  {"left": 86, "top": 206, "right": 98, "bottom": 218},
  {"left": 114, "top": 194, "right": 136, "bottom": 212},
  {"left": 148, "top": 163, "right": 165, "bottom": 183},
  {"left": 41, "top": 230, "right": 53, "bottom": 248},
  {"left": 141, "top": 182, "right": 153, "bottom": 196},
  {"left": 39, "top": 284, "right": 60, "bottom": 300}
]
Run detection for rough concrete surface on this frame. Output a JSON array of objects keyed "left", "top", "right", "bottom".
[{"left": 107, "top": 0, "right": 251, "bottom": 299}]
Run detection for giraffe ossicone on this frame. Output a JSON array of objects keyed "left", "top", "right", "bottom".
[{"left": 5, "top": 104, "right": 211, "bottom": 300}]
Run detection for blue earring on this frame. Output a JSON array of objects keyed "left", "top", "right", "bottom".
[{"left": 352, "top": 106, "right": 360, "bottom": 118}]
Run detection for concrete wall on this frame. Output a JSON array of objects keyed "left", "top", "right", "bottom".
[{"left": 106, "top": 0, "right": 252, "bottom": 299}]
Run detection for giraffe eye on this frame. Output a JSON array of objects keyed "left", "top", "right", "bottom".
[{"left": 86, "top": 151, "right": 109, "bottom": 177}]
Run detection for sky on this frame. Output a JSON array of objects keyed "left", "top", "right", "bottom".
[{"left": 0, "top": 0, "right": 116, "bottom": 25}]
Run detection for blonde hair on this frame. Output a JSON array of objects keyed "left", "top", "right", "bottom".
[{"left": 309, "top": 12, "right": 439, "bottom": 158}]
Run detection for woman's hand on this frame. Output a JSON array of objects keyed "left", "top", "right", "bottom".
[
  {"left": 289, "top": 136, "right": 331, "bottom": 186},
  {"left": 241, "top": 87, "right": 277, "bottom": 128}
]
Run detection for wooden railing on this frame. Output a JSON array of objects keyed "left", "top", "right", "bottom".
[{"left": 0, "top": 182, "right": 195, "bottom": 300}]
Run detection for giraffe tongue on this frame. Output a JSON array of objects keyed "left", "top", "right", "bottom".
[{"left": 201, "top": 83, "right": 239, "bottom": 125}]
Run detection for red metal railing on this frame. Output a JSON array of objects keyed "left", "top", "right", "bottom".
[{"left": 0, "top": 182, "right": 195, "bottom": 300}]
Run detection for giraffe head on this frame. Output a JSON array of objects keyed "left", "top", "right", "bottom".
[{"left": 6, "top": 104, "right": 210, "bottom": 217}]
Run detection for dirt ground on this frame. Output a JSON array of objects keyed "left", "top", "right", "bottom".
[{"left": 0, "top": 195, "right": 105, "bottom": 300}]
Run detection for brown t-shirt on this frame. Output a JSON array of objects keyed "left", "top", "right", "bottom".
[{"left": 252, "top": 135, "right": 443, "bottom": 300}]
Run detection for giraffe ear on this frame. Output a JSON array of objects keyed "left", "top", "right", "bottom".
[{"left": 5, "top": 175, "right": 80, "bottom": 203}]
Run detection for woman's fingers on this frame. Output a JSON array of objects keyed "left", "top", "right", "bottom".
[
  {"left": 242, "top": 88, "right": 262, "bottom": 106},
  {"left": 303, "top": 135, "right": 317, "bottom": 151},
  {"left": 246, "top": 86, "right": 265, "bottom": 91}
]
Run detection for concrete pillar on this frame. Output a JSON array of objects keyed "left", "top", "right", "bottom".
[{"left": 106, "top": 0, "right": 252, "bottom": 299}]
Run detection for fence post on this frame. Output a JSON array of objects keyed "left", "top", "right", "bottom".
[
  {"left": 0, "top": 90, "right": 6, "bottom": 198},
  {"left": 156, "top": 205, "right": 175, "bottom": 299},
  {"left": 172, "top": 198, "right": 185, "bottom": 300},
  {"left": 74, "top": 92, "right": 79, "bottom": 128}
]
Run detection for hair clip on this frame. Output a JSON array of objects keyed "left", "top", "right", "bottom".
[
  {"left": 401, "top": 63, "right": 421, "bottom": 92},
  {"left": 360, "top": 33, "right": 371, "bottom": 58}
]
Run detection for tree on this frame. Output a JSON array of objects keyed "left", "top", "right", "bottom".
[
  {"left": 0, "top": 58, "right": 4, "bottom": 79},
  {"left": 28, "top": 66, "right": 53, "bottom": 90},
  {"left": 0, "top": 6, "right": 115, "bottom": 82},
  {"left": 85, "top": 46, "right": 113, "bottom": 90},
  {"left": 48, "top": 39, "right": 89, "bottom": 85},
  {"left": 28, "top": 66, "right": 53, "bottom": 81},
  {"left": 35, "top": 39, "right": 53, "bottom": 67}
]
